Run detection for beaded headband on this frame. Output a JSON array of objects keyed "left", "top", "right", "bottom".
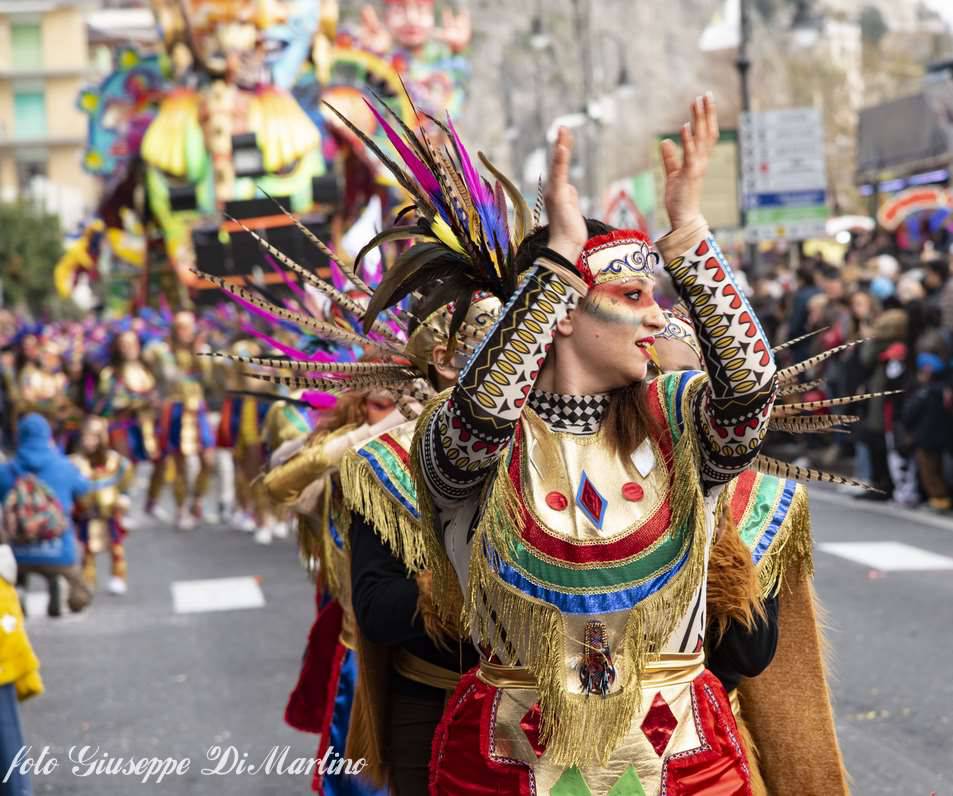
[{"left": 576, "top": 230, "right": 660, "bottom": 289}]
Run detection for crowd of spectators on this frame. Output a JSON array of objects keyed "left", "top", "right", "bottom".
[{"left": 741, "top": 226, "right": 953, "bottom": 512}]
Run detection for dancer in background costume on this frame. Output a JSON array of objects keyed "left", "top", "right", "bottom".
[
  {"left": 96, "top": 329, "right": 160, "bottom": 468},
  {"left": 150, "top": 311, "right": 214, "bottom": 530},
  {"left": 70, "top": 417, "right": 135, "bottom": 596},
  {"left": 356, "top": 93, "right": 774, "bottom": 794},
  {"left": 193, "top": 221, "right": 435, "bottom": 796},
  {"left": 16, "top": 337, "right": 83, "bottom": 445},
  {"left": 210, "top": 272, "right": 495, "bottom": 794},
  {"left": 341, "top": 295, "right": 500, "bottom": 794},
  {"left": 215, "top": 339, "right": 280, "bottom": 542}
]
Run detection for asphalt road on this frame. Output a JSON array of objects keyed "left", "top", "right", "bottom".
[
  {"left": 17, "top": 482, "right": 319, "bottom": 795},
  {"left": 13, "top": 479, "right": 953, "bottom": 795},
  {"left": 809, "top": 489, "right": 953, "bottom": 796}
]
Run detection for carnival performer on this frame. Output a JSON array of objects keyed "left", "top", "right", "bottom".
[
  {"left": 264, "top": 388, "right": 403, "bottom": 796},
  {"left": 260, "top": 390, "right": 317, "bottom": 544},
  {"left": 215, "top": 338, "right": 277, "bottom": 541},
  {"left": 95, "top": 329, "right": 160, "bottom": 468},
  {"left": 191, "top": 196, "right": 483, "bottom": 793},
  {"left": 16, "top": 336, "right": 82, "bottom": 444},
  {"left": 341, "top": 295, "right": 499, "bottom": 794},
  {"left": 149, "top": 311, "right": 214, "bottom": 530},
  {"left": 70, "top": 417, "right": 135, "bottom": 596},
  {"left": 350, "top": 92, "right": 780, "bottom": 793}
]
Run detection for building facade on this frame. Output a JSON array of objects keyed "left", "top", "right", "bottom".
[{"left": 0, "top": 0, "right": 99, "bottom": 230}]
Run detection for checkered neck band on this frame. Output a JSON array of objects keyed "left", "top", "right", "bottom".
[{"left": 528, "top": 390, "right": 609, "bottom": 434}]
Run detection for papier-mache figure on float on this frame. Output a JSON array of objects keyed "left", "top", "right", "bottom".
[
  {"left": 54, "top": 49, "right": 164, "bottom": 315},
  {"left": 59, "top": 0, "right": 336, "bottom": 312},
  {"left": 353, "top": 0, "right": 470, "bottom": 122},
  {"left": 141, "top": 0, "right": 333, "bottom": 304}
]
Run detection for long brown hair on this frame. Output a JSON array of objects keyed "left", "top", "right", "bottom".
[
  {"left": 602, "top": 382, "right": 663, "bottom": 460},
  {"left": 315, "top": 390, "right": 369, "bottom": 433}
]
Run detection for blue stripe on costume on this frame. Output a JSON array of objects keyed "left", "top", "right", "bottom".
[
  {"left": 674, "top": 370, "right": 698, "bottom": 431},
  {"left": 323, "top": 649, "right": 387, "bottom": 796},
  {"left": 355, "top": 449, "right": 419, "bottom": 519},
  {"left": 165, "top": 402, "right": 212, "bottom": 454},
  {"left": 751, "top": 479, "right": 797, "bottom": 566},
  {"left": 488, "top": 542, "right": 690, "bottom": 615},
  {"left": 329, "top": 515, "right": 343, "bottom": 550}
]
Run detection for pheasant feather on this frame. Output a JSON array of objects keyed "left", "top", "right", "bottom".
[
  {"left": 769, "top": 415, "right": 860, "bottom": 434},
  {"left": 777, "top": 340, "right": 865, "bottom": 384},
  {"left": 752, "top": 454, "right": 876, "bottom": 491},
  {"left": 773, "top": 390, "right": 902, "bottom": 418}
]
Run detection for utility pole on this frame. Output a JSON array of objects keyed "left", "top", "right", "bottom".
[
  {"left": 736, "top": 0, "right": 759, "bottom": 276},
  {"left": 573, "top": 0, "right": 597, "bottom": 213}
]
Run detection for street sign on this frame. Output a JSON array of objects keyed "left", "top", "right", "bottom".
[
  {"left": 602, "top": 173, "right": 655, "bottom": 235},
  {"left": 740, "top": 108, "right": 829, "bottom": 241}
]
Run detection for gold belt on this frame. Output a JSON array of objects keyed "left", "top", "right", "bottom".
[
  {"left": 339, "top": 609, "right": 357, "bottom": 651},
  {"left": 479, "top": 651, "right": 706, "bottom": 691},
  {"left": 729, "top": 688, "right": 742, "bottom": 718},
  {"left": 393, "top": 649, "right": 463, "bottom": 692}
]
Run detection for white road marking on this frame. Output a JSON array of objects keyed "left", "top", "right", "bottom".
[
  {"left": 171, "top": 576, "right": 266, "bottom": 614},
  {"left": 819, "top": 541, "right": 953, "bottom": 571},
  {"left": 24, "top": 591, "right": 49, "bottom": 617}
]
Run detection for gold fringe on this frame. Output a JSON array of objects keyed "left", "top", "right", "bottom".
[
  {"left": 339, "top": 451, "right": 431, "bottom": 574},
  {"left": 755, "top": 482, "right": 814, "bottom": 599},
  {"left": 464, "top": 378, "right": 710, "bottom": 766},
  {"left": 408, "top": 388, "right": 464, "bottom": 626}
]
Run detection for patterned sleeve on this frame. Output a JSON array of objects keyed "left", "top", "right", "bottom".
[
  {"left": 416, "top": 265, "right": 582, "bottom": 507},
  {"left": 658, "top": 217, "right": 778, "bottom": 488}
]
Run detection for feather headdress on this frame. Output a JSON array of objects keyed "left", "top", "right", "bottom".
[
  {"left": 192, "top": 198, "right": 500, "bottom": 410},
  {"left": 321, "top": 92, "right": 531, "bottom": 343}
]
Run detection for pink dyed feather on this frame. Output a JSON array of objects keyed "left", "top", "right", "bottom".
[
  {"left": 240, "top": 323, "right": 334, "bottom": 363},
  {"left": 363, "top": 99, "right": 441, "bottom": 199},
  {"left": 301, "top": 391, "right": 338, "bottom": 410},
  {"left": 264, "top": 252, "right": 310, "bottom": 309}
]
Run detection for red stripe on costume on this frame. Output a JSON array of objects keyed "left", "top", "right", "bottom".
[
  {"left": 312, "top": 640, "right": 348, "bottom": 795},
  {"left": 285, "top": 599, "right": 344, "bottom": 734},
  {"left": 158, "top": 403, "right": 174, "bottom": 453},
  {"left": 216, "top": 399, "right": 234, "bottom": 448},
  {"left": 505, "top": 416, "right": 676, "bottom": 566},
  {"left": 663, "top": 671, "right": 753, "bottom": 795},
  {"left": 379, "top": 433, "right": 410, "bottom": 465},
  {"left": 730, "top": 470, "right": 758, "bottom": 526},
  {"left": 429, "top": 670, "right": 533, "bottom": 796}
]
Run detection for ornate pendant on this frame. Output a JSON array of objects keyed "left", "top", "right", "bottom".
[{"left": 579, "top": 619, "right": 616, "bottom": 698}]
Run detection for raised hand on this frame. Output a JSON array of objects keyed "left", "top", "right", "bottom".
[
  {"left": 659, "top": 93, "right": 719, "bottom": 230},
  {"left": 544, "top": 127, "right": 588, "bottom": 265},
  {"left": 435, "top": 7, "right": 472, "bottom": 53},
  {"left": 358, "top": 5, "right": 392, "bottom": 53}
]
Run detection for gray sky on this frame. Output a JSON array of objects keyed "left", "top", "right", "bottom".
[{"left": 923, "top": 0, "right": 953, "bottom": 34}]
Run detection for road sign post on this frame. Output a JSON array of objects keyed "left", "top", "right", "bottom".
[{"left": 740, "top": 108, "right": 829, "bottom": 244}]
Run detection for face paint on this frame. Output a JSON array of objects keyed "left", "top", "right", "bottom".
[{"left": 581, "top": 280, "right": 656, "bottom": 327}]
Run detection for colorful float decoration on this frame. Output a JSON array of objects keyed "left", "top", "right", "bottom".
[
  {"left": 61, "top": 0, "right": 470, "bottom": 310},
  {"left": 877, "top": 186, "right": 953, "bottom": 250}
]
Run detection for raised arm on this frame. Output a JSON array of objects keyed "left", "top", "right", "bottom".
[
  {"left": 416, "top": 131, "right": 588, "bottom": 507},
  {"left": 658, "top": 95, "right": 777, "bottom": 488}
]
